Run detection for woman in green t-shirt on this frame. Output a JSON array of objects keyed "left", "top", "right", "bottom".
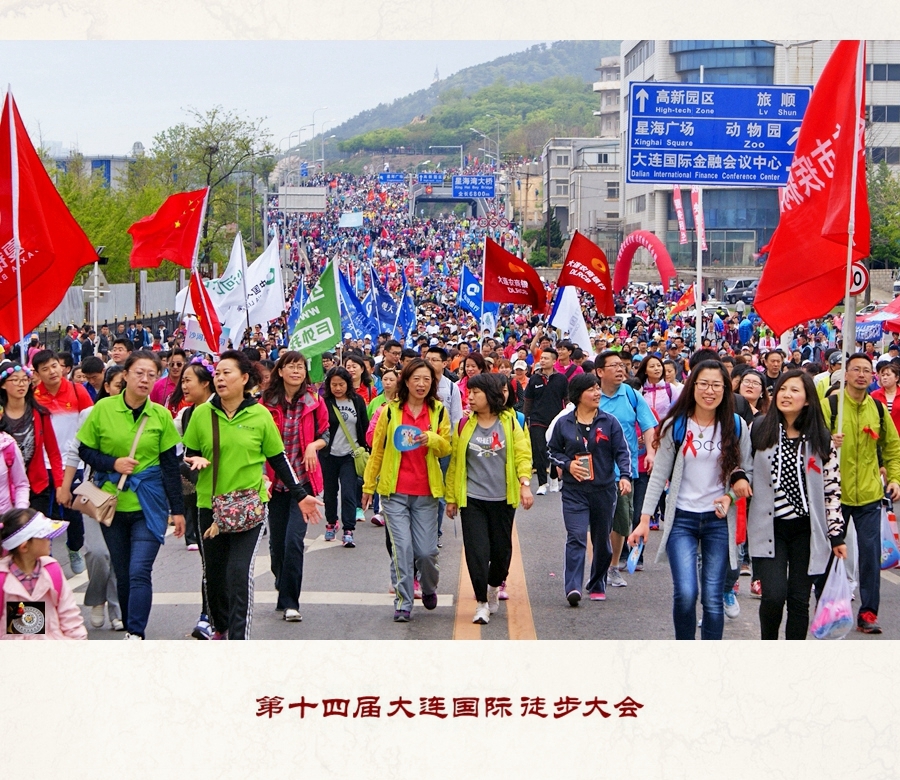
[
  {"left": 182, "top": 350, "right": 323, "bottom": 640},
  {"left": 75, "top": 351, "right": 186, "bottom": 640}
]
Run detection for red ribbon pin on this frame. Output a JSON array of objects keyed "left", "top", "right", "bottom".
[
  {"left": 807, "top": 457, "right": 821, "bottom": 474},
  {"left": 863, "top": 426, "right": 879, "bottom": 440},
  {"left": 596, "top": 427, "right": 609, "bottom": 443},
  {"left": 683, "top": 430, "right": 698, "bottom": 457}
]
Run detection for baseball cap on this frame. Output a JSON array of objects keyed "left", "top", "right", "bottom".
[
  {"left": 429, "top": 338, "right": 439, "bottom": 346},
  {"left": 514, "top": 360, "right": 528, "bottom": 371}
]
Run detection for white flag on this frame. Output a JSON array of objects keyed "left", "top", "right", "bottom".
[
  {"left": 549, "top": 285, "right": 591, "bottom": 354},
  {"left": 223, "top": 234, "right": 284, "bottom": 340},
  {"left": 175, "top": 233, "right": 247, "bottom": 316}
]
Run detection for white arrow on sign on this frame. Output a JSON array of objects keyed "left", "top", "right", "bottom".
[
  {"left": 635, "top": 88, "right": 650, "bottom": 112},
  {"left": 788, "top": 126, "right": 801, "bottom": 146}
]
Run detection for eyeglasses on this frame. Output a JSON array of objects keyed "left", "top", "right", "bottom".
[
  {"left": 741, "top": 379, "right": 763, "bottom": 388},
  {"left": 169, "top": 362, "right": 185, "bottom": 368},
  {"left": 847, "top": 367, "right": 873, "bottom": 375},
  {"left": 695, "top": 381, "right": 725, "bottom": 392},
  {"left": 129, "top": 370, "right": 157, "bottom": 380}
]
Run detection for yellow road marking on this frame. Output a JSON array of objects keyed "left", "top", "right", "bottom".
[
  {"left": 452, "top": 539, "right": 481, "bottom": 640},
  {"left": 506, "top": 522, "right": 537, "bottom": 640}
]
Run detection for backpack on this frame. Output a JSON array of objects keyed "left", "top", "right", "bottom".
[
  {"left": 671, "top": 413, "right": 744, "bottom": 451},
  {"left": 0, "top": 559, "right": 64, "bottom": 608}
]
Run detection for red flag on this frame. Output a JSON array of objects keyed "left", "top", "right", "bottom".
[
  {"left": 669, "top": 284, "right": 696, "bottom": 316},
  {"left": 483, "top": 237, "right": 547, "bottom": 311},
  {"left": 557, "top": 231, "right": 614, "bottom": 315},
  {"left": 188, "top": 270, "right": 222, "bottom": 353},
  {"left": 127, "top": 187, "right": 208, "bottom": 269},
  {"left": 380, "top": 227, "right": 389, "bottom": 239},
  {"left": 378, "top": 191, "right": 387, "bottom": 203},
  {"left": 366, "top": 189, "right": 375, "bottom": 202},
  {"left": 755, "top": 40, "right": 869, "bottom": 334},
  {"left": 0, "top": 91, "right": 97, "bottom": 342}
]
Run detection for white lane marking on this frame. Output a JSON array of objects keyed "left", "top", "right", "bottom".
[
  {"left": 74, "top": 591, "right": 454, "bottom": 607},
  {"left": 881, "top": 569, "right": 900, "bottom": 586}
]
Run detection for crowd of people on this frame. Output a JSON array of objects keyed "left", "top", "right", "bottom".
[{"left": 2, "top": 168, "right": 899, "bottom": 640}]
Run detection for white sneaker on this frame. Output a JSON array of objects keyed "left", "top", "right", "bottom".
[
  {"left": 549, "top": 477, "right": 560, "bottom": 493},
  {"left": 123, "top": 632, "right": 143, "bottom": 640},
  {"left": 283, "top": 608, "right": 302, "bottom": 622},
  {"left": 536, "top": 484, "right": 548, "bottom": 496},
  {"left": 607, "top": 569, "right": 627, "bottom": 588},
  {"left": 110, "top": 618, "right": 125, "bottom": 631},
  {"left": 487, "top": 585, "right": 500, "bottom": 614},
  {"left": 472, "top": 603, "right": 490, "bottom": 624},
  {"left": 90, "top": 604, "right": 106, "bottom": 628}
]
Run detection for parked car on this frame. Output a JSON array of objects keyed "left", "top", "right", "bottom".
[
  {"left": 739, "top": 280, "right": 759, "bottom": 305},
  {"left": 723, "top": 278, "right": 757, "bottom": 304}
]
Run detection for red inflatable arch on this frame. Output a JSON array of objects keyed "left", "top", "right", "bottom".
[{"left": 613, "top": 230, "right": 677, "bottom": 293}]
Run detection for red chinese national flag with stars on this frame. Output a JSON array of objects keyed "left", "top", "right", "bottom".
[
  {"left": 483, "top": 237, "right": 547, "bottom": 311},
  {"left": 557, "top": 231, "right": 614, "bottom": 315},
  {"left": 128, "top": 187, "right": 208, "bottom": 269},
  {"left": 754, "top": 41, "right": 869, "bottom": 335},
  {"left": 188, "top": 269, "right": 222, "bottom": 353}
]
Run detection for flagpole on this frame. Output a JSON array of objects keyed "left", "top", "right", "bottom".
[
  {"left": 177, "top": 186, "right": 210, "bottom": 346},
  {"left": 7, "top": 88, "right": 26, "bottom": 360},
  {"left": 694, "top": 66, "right": 705, "bottom": 350},
  {"left": 837, "top": 41, "right": 866, "bottom": 437}
]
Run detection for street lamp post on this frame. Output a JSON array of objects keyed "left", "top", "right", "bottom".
[{"left": 311, "top": 107, "right": 329, "bottom": 171}]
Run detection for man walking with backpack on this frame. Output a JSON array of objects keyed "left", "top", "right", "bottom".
[{"left": 823, "top": 353, "right": 900, "bottom": 634}]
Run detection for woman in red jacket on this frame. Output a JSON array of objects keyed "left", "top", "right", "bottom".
[
  {"left": 0, "top": 361, "right": 64, "bottom": 515},
  {"left": 872, "top": 361, "right": 900, "bottom": 433},
  {"left": 261, "top": 351, "right": 328, "bottom": 623}
]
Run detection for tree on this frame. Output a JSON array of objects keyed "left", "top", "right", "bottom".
[
  {"left": 134, "top": 106, "right": 274, "bottom": 271},
  {"left": 868, "top": 161, "right": 900, "bottom": 269}
]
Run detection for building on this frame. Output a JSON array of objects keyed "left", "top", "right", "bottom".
[
  {"left": 541, "top": 137, "right": 623, "bottom": 260},
  {"left": 593, "top": 56, "right": 622, "bottom": 138},
  {"left": 509, "top": 161, "right": 543, "bottom": 228},
  {"left": 619, "top": 40, "right": 900, "bottom": 270},
  {"left": 52, "top": 143, "right": 143, "bottom": 191}
]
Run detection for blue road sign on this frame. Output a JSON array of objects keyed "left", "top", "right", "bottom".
[
  {"left": 300, "top": 162, "right": 308, "bottom": 177},
  {"left": 626, "top": 82, "right": 812, "bottom": 187},
  {"left": 417, "top": 172, "right": 445, "bottom": 184},
  {"left": 452, "top": 175, "right": 495, "bottom": 198},
  {"left": 378, "top": 172, "right": 407, "bottom": 184}
]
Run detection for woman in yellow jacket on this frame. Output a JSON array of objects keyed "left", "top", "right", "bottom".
[
  {"left": 445, "top": 373, "right": 534, "bottom": 625},
  {"left": 362, "top": 358, "right": 451, "bottom": 623}
]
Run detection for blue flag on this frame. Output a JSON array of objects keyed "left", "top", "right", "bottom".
[
  {"left": 339, "top": 272, "right": 378, "bottom": 341},
  {"left": 458, "top": 265, "right": 499, "bottom": 321},
  {"left": 287, "top": 278, "right": 307, "bottom": 336},
  {"left": 393, "top": 286, "right": 417, "bottom": 347},
  {"left": 371, "top": 267, "right": 398, "bottom": 334}
]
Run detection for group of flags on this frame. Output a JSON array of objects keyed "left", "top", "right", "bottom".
[{"left": 0, "top": 41, "right": 873, "bottom": 360}]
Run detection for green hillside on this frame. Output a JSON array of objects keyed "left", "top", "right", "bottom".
[{"left": 328, "top": 40, "right": 620, "bottom": 155}]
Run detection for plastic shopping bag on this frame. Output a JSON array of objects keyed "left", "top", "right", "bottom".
[
  {"left": 809, "top": 557, "right": 854, "bottom": 640},
  {"left": 881, "top": 508, "right": 900, "bottom": 570}
]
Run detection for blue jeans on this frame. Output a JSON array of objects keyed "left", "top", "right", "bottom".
[
  {"left": 268, "top": 490, "right": 308, "bottom": 611},
  {"left": 321, "top": 452, "right": 359, "bottom": 531},
  {"left": 667, "top": 509, "right": 729, "bottom": 640},
  {"left": 101, "top": 511, "right": 161, "bottom": 638},
  {"left": 843, "top": 501, "right": 882, "bottom": 616}
]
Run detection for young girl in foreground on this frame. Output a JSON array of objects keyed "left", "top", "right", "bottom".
[{"left": 1, "top": 508, "right": 87, "bottom": 639}]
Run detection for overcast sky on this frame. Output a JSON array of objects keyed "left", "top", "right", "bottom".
[{"left": 0, "top": 41, "right": 548, "bottom": 156}]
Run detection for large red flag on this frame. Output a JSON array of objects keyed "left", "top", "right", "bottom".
[
  {"left": 0, "top": 91, "right": 97, "bottom": 342},
  {"left": 669, "top": 284, "right": 696, "bottom": 316},
  {"left": 189, "top": 269, "right": 222, "bottom": 353},
  {"left": 755, "top": 41, "right": 869, "bottom": 335},
  {"left": 128, "top": 187, "right": 208, "bottom": 269},
  {"left": 483, "top": 237, "right": 547, "bottom": 311},
  {"left": 557, "top": 231, "right": 614, "bottom": 315}
]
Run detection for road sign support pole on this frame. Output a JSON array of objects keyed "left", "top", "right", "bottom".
[{"left": 695, "top": 67, "right": 705, "bottom": 345}]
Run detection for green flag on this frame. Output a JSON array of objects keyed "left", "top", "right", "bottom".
[{"left": 288, "top": 259, "right": 341, "bottom": 382}]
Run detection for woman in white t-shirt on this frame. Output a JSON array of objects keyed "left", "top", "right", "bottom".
[{"left": 629, "top": 360, "right": 752, "bottom": 640}]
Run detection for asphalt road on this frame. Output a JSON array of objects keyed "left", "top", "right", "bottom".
[{"left": 53, "top": 492, "right": 900, "bottom": 641}]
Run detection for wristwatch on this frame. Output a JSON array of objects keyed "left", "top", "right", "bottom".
[{"left": 520, "top": 479, "right": 531, "bottom": 487}]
